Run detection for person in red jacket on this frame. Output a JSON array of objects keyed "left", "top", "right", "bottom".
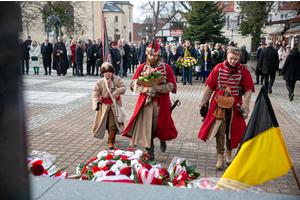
[
  {"left": 122, "top": 41, "right": 178, "bottom": 161},
  {"left": 198, "top": 47, "right": 254, "bottom": 169},
  {"left": 70, "top": 40, "right": 77, "bottom": 75}
]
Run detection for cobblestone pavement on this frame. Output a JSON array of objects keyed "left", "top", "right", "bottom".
[{"left": 24, "top": 63, "right": 300, "bottom": 196}]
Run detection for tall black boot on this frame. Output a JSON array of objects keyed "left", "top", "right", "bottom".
[
  {"left": 145, "top": 144, "right": 155, "bottom": 162},
  {"left": 160, "top": 140, "right": 167, "bottom": 153}
]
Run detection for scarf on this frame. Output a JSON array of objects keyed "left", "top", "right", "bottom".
[
  {"left": 184, "top": 46, "right": 191, "bottom": 57},
  {"left": 224, "top": 59, "right": 241, "bottom": 74}
]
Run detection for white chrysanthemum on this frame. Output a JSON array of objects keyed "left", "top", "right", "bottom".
[
  {"left": 134, "top": 149, "right": 143, "bottom": 158},
  {"left": 98, "top": 160, "right": 107, "bottom": 168},
  {"left": 97, "top": 150, "right": 108, "bottom": 159},
  {"left": 130, "top": 160, "right": 138, "bottom": 167},
  {"left": 76, "top": 165, "right": 81, "bottom": 176},
  {"left": 125, "top": 151, "right": 134, "bottom": 158},
  {"left": 116, "top": 160, "right": 127, "bottom": 170},
  {"left": 114, "top": 150, "right": 123, "bottom": 157}
]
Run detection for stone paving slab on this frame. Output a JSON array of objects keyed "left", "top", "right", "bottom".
[{"left": 24, "top": 62, "right": 300, "bottom": 196}]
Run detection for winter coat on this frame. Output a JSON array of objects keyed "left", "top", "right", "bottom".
[
  {"left": 259, "top": 46, "right": 279, "bottom": 74},
  {"left": 65, "top": 40, "right": 72, "bottom": 56},
  {"left": 110, "top": 47, "right": 121, "bottom": 71},
  {"left": 200, "top": 51, "right": 212, "bottom": 71},
  {"left": 238, "top": 47, "right": 248, "bottom": 64},
  {"left": 41, "top": 43, "right": 53, "bottom": 64},
  {"left": 281, "top": 50, "right": 290, "bottom": 69},
  {"left": 87, "top": 43, "right": 96, "bottom": 62},
  {"left": 128, "top": 46, "right": 136, "bottom": 65},
  {"left": 21, "top": 42, "right": 30, "bottom": 60},
  {"left": 255, "top": 48, "right": 263, "bottom": 75},
  {"left": 278, "top": 49, "right": 286, "bottom": 69},
  {"left": 169, "top": 51, "right": 180, "bottom": 68},
  {"left": 281, "top": 48, "right": 300, "bottom": 81},
  {"left": 70, "top": 45, "right": 76, "bottom": 63},
  {"left": 92, "top": 76, "right": 127, "bottom": 139},
  {"left": 138, "top": 42, "right": 148, "bottom": 64},
  {"left": 75, "top": 45, "right": 84, "bottom": 65},
  {"left": 212, "top": 48, "right": 225, "bottom": 66},
  {"left": 52, "top": 42, "right": 69, "bottom": 71},
  {"left": 29, "top": 45, "right": 41, "bottom": 67},
  {"left": 123, "top": 44, "right": 130, "bottom": 62},
  {"left": 162, "top": 50, "right": 171, "bottom": 66}
]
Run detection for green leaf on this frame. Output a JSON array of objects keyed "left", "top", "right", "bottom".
[
  {"left": 46, "top": 160, "right": 58, "bottom": 171},
  {"left": 180, "top": 160, "right": 187, "bottom": 168},
  {"left": 186, "top": 165, "right": 197, "bottom": 174},
  {"left": 49, "top": 166, "right": 68, "bottom": 178}
]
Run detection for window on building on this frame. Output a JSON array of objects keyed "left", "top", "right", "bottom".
[
  {"left": 115, "top": 16, "right": 118, "bottom": 22},
  {"left": 223, "top": 2, "right": 228, "bottom": 6},
  {"left": 137, "top": 28, "right": 144, "bottom": 38},
  {"left": 129, "top": 10, "right": 131, "bottom": 23},
  {"left": 227, "top": 16, "right": 230, "bottom": 26},
  {"left": 237, "top": 16, "right": 240, "bottom": 25},
  {"left": 267, "top": 14, "right": 272, "bottom": 22}
]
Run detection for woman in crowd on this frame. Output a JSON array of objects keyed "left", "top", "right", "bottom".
[
  {"left": 29, "top": 40, "right": 41, "bottom": 75},
  {"left": 118, "top": 39, "right": 125, "bottom": 77},
  {"left": 200, "top": 45, "right": 212, "bottom": 83},
  {"left": 169, "top": 45, "right": 181, "bottom": 82},
  {"left": 281, "top": 45, "right": 291, "bottom": 71},
  {"left": 281, "top": 47, "right": 300, "bottom": 101},
  {"left": 128, "top": 42, "right": 136, "bottom": 73},
  {"left": 198, "top": 47, "right": 254, "bottom": 169},
  {"left": 238, "top": 43, "right": 248, "bottom": 65},
  {"left": 278, "top": 45, "right": 286, "bottom": 76},
  {"left": 195, "top": 44, "right": 204, "bottom": 81},
  {"left": 70, "top": 40, "right": 77, "bottom": 76}
]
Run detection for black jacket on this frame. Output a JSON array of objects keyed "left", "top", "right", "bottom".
[
  {"left": 110, "top": 47, "right": 121, "bottom": 70},
  {"left": 281, "top": 48, "right": 300, "bottom": 81},
  {"left": 138, "top": 42, "right": 148, "bottom": 64},
  {"left": 211, "top": 48, "right": 224, "bottom": 66},
  {"left": 75, "top": 45, "right": 84, "bottom": 65},
  {"left": 87, "top": 43, "right": 96, "bottom": 61},
  {"left": 169, "top": 51, "right": 180, "bottom": 68},
  {"left": 239, "top": 47, "right": 248, "bottom": 64},
  {"left": 255, "top": 48, "right": 263, "bottom": 75},
  {"left": 41, "top": 43, "right": 53, "bottom": 64},
  {"left": 20, "top": 42, "right": 30, "bottom": 60},
  {"left": 123, "top": 44, "right": 130, "bottom": 62},
  {"left": 94, "top": 43, "right": 103, "bottom": 59},
  {"left": 128, "top": 46, "right": 136, "bottom": 65},
  {"left": 181, "top": 46, "right": 196, "bottom": 58},
  {"left": 200, "top": 51, "right": 212, "bottom": 71},
  {"left": 259, "top": 46, "right": 279, "bottom": 74},
  {"left": 162, "top": 50, "right": 171, "bottom": 66}
]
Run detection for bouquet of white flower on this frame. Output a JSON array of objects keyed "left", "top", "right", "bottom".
[{"left": 211, "top": 50, "right": 219, "bottom": 58}]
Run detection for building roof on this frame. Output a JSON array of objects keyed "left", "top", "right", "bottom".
[
  {"left": 113, "top": 1, "right": 133, "bottom": 6},
  {"left": 278, "top": 1, "right": 300, "bottom": 10},
  {"left": 286, "top": 24, "right": 300, "bottom": 33},
  {"left": 218, "top": 1, "right": 235, "bottom": 12},
  {"left": 269, "top": 27, "right": 284, "bottom": 35},
  {"left": 102, "top": 2, "right": 124, "bottom": 13}
]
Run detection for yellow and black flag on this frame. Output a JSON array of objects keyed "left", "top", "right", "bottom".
[{"left": 222, "top": 86, "right": 293, "bottom": 186}]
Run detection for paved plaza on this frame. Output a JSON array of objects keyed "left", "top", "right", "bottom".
[{"left": 23, "top": 63, "right": 300, "bottom": 196}]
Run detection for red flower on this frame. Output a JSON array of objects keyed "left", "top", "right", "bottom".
[
  {"left": 106, "top": 171, "right": 116, "bottom": 176},
  {"left": 144, "top": 153, "right": 149, "bottom": 158},
  {"left": 121, "top": 156, "right": 128, "bottom": 161},
  {"left": 160, "top": 168, "right": 170, "bottom": 180},
  {"left": 151, "top": 177, "right": 163, "bottom": 185},
  {"left": 141, "top": 163, "right": 152, "bottom": 171},
  {"left": 30, "top": 163, "right": 45, "bottom": 176},
  {"left": 105, "top": 154, "right": 113, "bottom": 160},
  {"left": 181, "top": 173, "right": 189, "bottom": 181},
  {"left": 101, "top": 166, "right": 109, "bottom": 171},
  {"left": 127, "top": 148, "right": 135, "bottom": 151},
  {"left": 120, "top": 166, "right": 132, "bottom": 177},
  {"left": 91, "top": 166, "right": 100, "bottom": 173},
  {"left": 81, "top": 175, "right": 88, "bottom": 180}
]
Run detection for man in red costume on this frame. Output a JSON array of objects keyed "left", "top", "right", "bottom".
[
  {"left": 122, "top": 41, "right": 178, "bottom": 161},
  {"left": 198, "top": 47, "right": 255, "bottom": 169}
]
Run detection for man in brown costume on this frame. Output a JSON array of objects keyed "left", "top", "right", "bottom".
[
  {"left": 53, "top": 36, "right": 69, "bottom": 76},
  {"left": 92, "top": 62, "right": 126, "bottom": 149}
]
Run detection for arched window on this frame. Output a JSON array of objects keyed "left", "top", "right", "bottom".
[
  {"left": 129, "top": 32, "right": 132, "bottom": 42},
  {"left": 115, "top": 16, "right": 118, "bottom": 22}
]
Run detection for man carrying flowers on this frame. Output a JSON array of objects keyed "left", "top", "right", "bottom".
[
  {"left": 122, "top": 41, "right": 178, "bottom": 161},
  {"left": 92, "top": 62, "right": 127, "bottom": 150},
  {"left": 181, "top": 40, "right": 196, "bottom": 85}
]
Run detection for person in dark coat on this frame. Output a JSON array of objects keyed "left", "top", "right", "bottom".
[
  {"left": 94, "top": 39, "right": 103, "bottom": 76},
  {"left": 200, "top": 45, "right": 212, "bottom": 83},
  {"left": 41, "top": 38, "right": 53, "bottom": 75},
  {"left": 138, "top": 38, "right": 148, "bottom": 64},
  {"left": 128, "top": 42, "right": 136, "bottom": 73},
  {"left": 19, "top": 37, "right": 30, "bottom": 75},
  {"left": 162, "top": 44, "right": 171, "bottom": 66},
  {"left": 86, "top": 39, "right": 96, "bottom": 76},
  {"left": 211, "top": 43, "right": 224, "bottom": 68},
  {"left": 280, "top": 47, "right": 300, "bottom": 101},
  {"left": 182, "top": 40, "right": 196, "bottom": 85},
  {"left": 53, "top": 37, "right": 69, "bottom": 76},
  {"left": 238, "top": 44, "right": 248, "bottom": 64},
  {"left": 169, "top": 45, "right": 181, "bottom": 82},
  {"left": 121, "top": 39, "right": 130, "bottom": 77},
  {"left": 75, "top": 40, "right": 84, "bottom": 76},
  {"left": 110, "top": 41, "right": 121, "bottom": 75},
  {"left": 259, "top": 40, "right": 279, "bottom": 94},
  {"left": 255, "top": 42, "right": 265, "bottom": 85}
]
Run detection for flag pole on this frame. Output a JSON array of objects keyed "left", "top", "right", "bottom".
[{"left": 292, "top": 166, "right": 300, "bottom": 190}]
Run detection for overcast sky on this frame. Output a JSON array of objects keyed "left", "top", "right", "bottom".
[{"left": 131, "top": 1, "right": 146, "bottom": 23}]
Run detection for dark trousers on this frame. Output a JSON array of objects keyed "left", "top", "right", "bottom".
[
  {"left": 77, "top": 64, "right": 83, "bottom": 76},
  {"left": 123, "top": 60, "right": 128, "bottom": 76},
  {"left": 21, "top": 59, "right": 29, "bottom": 74},
  {"left": 286, "top": 80, "right": 297, "bottom": 97},
  {"left": 72, "top": 62, "right": 77, "bottom": 75},
  {"left": 264, "top": 73, "right": 275, "bottom": 89},
  {"left": 43, "top": 63, "right": 51, "bottom": 74},
  {"left": 256, "top": 74, "right": 264, "bottom": 83},
  {"left": 129, "top": 64, "right": 135, "bottom": 73},
  {"left": 67, "top": 55, "right": 71, "bottom": 66},
  {"left": 86, "top": 60, "right": 91, "bottom": 74}
]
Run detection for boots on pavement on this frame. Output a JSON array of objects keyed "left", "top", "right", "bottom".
[
  {"left": 108, "top": 130, "right": 117, "bottom": 150},
  {"left": 226, "top": 150, "right": 232, "bottom": 165},
  {"left": 216, "top": 154, "right": 224, "bottom": 169}
]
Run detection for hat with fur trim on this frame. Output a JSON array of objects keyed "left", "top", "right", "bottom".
[
  {"left": 146, "top": 40, "right": 161, "bottom": 56},
  {"left": 100, "top": 62, "right": 115, "bottom": 74}
]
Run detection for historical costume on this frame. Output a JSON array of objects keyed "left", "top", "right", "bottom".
[
  {"left": 41, "top": 40, "right": 53, "bottom": 75},
  {"left": 122, "top": 41, "right": 178, "bottom": 161},
  {"left": 198, "top": 47, "right": 254, "bottom": 169},
  {"left": 92, "top": 62, "right": 126, "bottom": 149},
  {"left": 29, "top": 43, "right": 41, "bottom": 75},
  {"left": 53, "top": 40, "right": 69, "bottom": 76}
]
